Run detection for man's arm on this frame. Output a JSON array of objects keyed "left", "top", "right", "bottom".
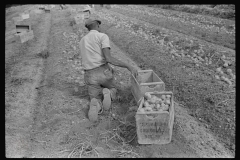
[{"left": 102, "top": 47, "right": 138, "bottom": 77}]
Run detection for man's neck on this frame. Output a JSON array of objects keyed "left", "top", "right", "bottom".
[{"left": 90, "top": 29, "right": 98, "bottom": 32}]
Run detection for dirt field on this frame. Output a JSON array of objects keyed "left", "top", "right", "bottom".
[{"left": 5, "top": 5, "right": 235, "bottom": 158}]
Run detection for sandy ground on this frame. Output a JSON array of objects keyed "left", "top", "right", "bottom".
[{"left": 5, "top": 5, "right": 234, "bottom": 158}]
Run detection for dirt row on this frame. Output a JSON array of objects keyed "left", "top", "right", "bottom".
[{"left": 5, "top": 6, "right": 52, "bottom": 157}]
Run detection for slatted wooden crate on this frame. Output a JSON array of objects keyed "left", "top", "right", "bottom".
[
  {"left": 21, "top": 14, "right": 29, "bottom": 20},
  {"left": 16, "top": 25, "right": 31, "bottom": 34},
  {"left": 17, "top": 30, "right": 34, "bottom": 43},
  {"left": 44, "top": 9, "right": 50, "bottom": 13},
  {"left": 136, "top": 91, "right": 174, "bottom": 144},
  {"left": 131, "top": 70, "right": 165, "bottom": 104}
]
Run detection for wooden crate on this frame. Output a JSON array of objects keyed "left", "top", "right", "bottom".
[
  {"left": 131, "top": 70, "right": 165, "bottom": 104},
  {"left": 135, "top": 91, "right": 174, "bottom": 144},
  {"left": 39, "top": 7, "right": 45, "bottom": 10},
  {"left": 21, "top": 14, "right": 29, "bottom": 20},
  {"left": 16, "top": 30, "right": 34, "bottom": 43},
  {"left": 83, "top": 11, "right": 90, "bottom": 19},
  {"left": 16, "top": 25, "right": 31, "bottom": 34},
  {"left": 44, "top": 9, "right": 50, "bottom": 13}
]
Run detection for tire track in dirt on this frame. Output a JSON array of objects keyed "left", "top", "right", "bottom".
[{"left": 5, "top": 7, "right": 52, "bottom": 157}]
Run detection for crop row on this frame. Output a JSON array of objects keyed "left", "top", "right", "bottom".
[
  {"left": 95, "top": 9, "right": 235, "bottom": 86},
  {"left": 110, "top": 5, "right": 235, "bottom": 49},
  {"left": 147, "top": 4, "right": 235, "bottom": 20},
  {"left": 113, "top": 5, "right": 235, "bottom": 34}
]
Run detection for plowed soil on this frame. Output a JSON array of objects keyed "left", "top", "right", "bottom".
[{"left": 5, "top": 5, "right": 235, "bottom": 158}]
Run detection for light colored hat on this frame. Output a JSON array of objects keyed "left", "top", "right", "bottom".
[{"left": 85, "top": 18, "right": 101, "bottom": 28}]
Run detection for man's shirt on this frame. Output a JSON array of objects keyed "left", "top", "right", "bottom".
[{"left": 79, "top": 30, "right": 111, "bottom": 70}]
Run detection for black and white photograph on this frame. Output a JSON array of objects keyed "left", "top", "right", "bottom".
[{"left": 5, "top": 4, "right": 235, "bottom": 158}]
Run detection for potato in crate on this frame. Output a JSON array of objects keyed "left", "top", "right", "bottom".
[
  {"left": 135, "top": 91, "right": 174, "bottom": 144},
  {"left": 131, "top": 70, "right": 165, "bottom": 104}
]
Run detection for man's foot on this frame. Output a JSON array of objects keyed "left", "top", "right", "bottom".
[
  {"left": 102, "top": 88, "right": 117, "bottom": 110},
  {"left": 88, "top": 98, "right": 102, "bottom": 122},
  {"left": 102, "top": 88, "right": 111, "bottom": 110}
]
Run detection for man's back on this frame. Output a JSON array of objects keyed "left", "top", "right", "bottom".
[{"left": 80, "top": 30, "right": 110, "bottom": 70}]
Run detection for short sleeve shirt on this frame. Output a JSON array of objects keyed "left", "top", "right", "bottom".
[{"left": 79, "top": 30, "right": 110, "bottom": 70}]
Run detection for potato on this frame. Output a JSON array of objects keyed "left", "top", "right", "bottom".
[
  {"left": 162, "top": 104, "right": 169, "bottom": 111},
  {"left": 156, "top": 104, "right": 161, "bottom": 109},
  {"left": 144, "top": 92, "right": 151, "bottom": 100},
  {"left": 215, "top": 75, "right": 220, "bottom": 80},
  {"left": 155, "top": 98, "right": 162, "bottom": 105},
  {"left": 148, "top": 96, "right": 157, "bottom": 104},
  {"left": 161, "top": 95, "right": 166, "bottom": 100},
  {"left": 145, "top": 106, "right": 152, "bottom": 112},
  {"left": 166, "top": 95, "right": 171, "bottom": 99},
  {"left": 152, "top": 105, "right": 158, "bottom": 111},
  {"left": 223, "top": 63, "right": 228, "bottom": 67},
  {"left": 216, "top": 67, "right": 222, "bottom": 72},
  {"left": 165, "top": 96, "right": 170, "bottom": 100},
  {"left": 227, "top": 69, "right": 232, "bottom": 73},
  {"left": 143, "top": 94, "right": 172, "bottom": 112},
  {"left": 143, "top": 101, "right": 149, "bottom": 108},
  {"left": 165, "top": 99, "right": 171, "bottom": 105}
]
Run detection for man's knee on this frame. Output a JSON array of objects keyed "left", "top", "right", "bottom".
[{"left": 88, "top": 85, "right": 103, "bottom": 99}]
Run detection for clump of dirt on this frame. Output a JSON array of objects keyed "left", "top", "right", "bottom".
[{"left": 36, "top": 50, "right": 49, "bottom": 59}]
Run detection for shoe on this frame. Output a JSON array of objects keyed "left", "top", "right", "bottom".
[
  {"left": 88, "top": 98, "right": 101, "bottom": 122},
  {"left": 97, "top": 100, "right": 103, "bottom": 115},
  {"left": 102, "top": 88, "right": 111, "bottom": 110},
  {"left": 102, "top": 88, "right": 117, "bottom": 110}
]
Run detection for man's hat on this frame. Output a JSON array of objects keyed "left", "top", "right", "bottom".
[{"left": 85, "top": 19, "right": 101, "bottom": 28}]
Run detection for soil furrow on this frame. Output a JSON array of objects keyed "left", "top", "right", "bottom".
[{"left": 5, "top": 7, "right": 52, "bottom": 157}]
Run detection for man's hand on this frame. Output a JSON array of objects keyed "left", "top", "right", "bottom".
[
  {"left": 102, "top": 47, "right": 138, "bottom": 77},
  {"left": 128, "top": 66, "right": 138, "bottom": 77}
]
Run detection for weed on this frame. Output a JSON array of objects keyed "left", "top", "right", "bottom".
[
  {"left": 36, "top": 50, "right": 49, "bottom": 59},
  {"left": 69, "top": 20, "right": 76, "bottom": 26},
  {"left": 131, "top": 24, "right": 140, "bottom": 32}
]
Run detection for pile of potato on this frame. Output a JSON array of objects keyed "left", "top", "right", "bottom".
[{"left": 139, "top": 92, "right": 172, "bottom": 112}]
